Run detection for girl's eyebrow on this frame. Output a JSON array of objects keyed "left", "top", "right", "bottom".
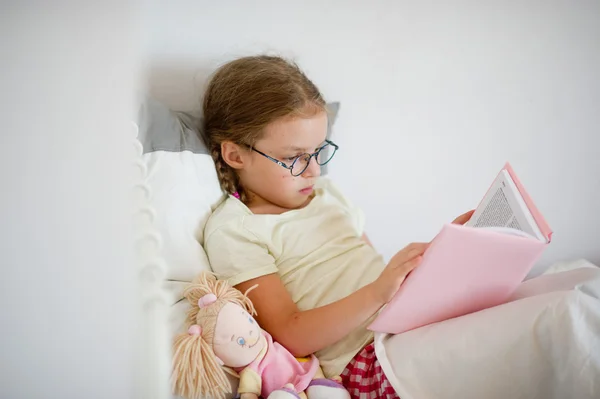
[
  {"left": 283, "top": 142, "right": 326, "bottom": 152},
  {"left": 284, "top": 146, "right": 308, "bottom": 152}
]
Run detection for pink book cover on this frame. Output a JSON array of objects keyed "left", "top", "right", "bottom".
[{"left": 368, "top": 163, "right": 552, "bottom": 335}]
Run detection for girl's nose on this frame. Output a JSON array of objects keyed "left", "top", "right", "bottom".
[{"left": 302, "top": 156, "right": 321, "bottom": 178}]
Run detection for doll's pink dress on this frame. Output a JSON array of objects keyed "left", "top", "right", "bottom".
[{"left": 235, "top": 331, "right": 320, "bottom": 397}]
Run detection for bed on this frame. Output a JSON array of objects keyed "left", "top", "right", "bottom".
[{"left": 133, "top": 96, "right": 600, "bottom": 399}]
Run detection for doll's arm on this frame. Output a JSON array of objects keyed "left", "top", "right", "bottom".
[{"left": 237, "top": 368, "right": 262, "bottom": 398}]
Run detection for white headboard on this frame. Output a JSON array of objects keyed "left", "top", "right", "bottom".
[{"left": 132, "top": 121, "right": 171, "bottom": 399}]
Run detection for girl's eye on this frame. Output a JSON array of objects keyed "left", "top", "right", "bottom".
[
  {"left": 249, "top": 317, "right": 254, "bottom": 324},
  {"left": 237, "top": 337, "right": 246, "bottom": 346},
  {"left": 284, "top": 156, "right": 298, "bottom": 161}
]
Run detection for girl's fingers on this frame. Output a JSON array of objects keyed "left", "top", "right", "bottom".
[
  {"left": 401, "top": 255, "right": 422, "bottom": 273},
  {"left": 399, "top": 243, "right": 429, "bottom": 262},
  {"left": 452, "top": 209, "right": 475, "bottom": 225}
]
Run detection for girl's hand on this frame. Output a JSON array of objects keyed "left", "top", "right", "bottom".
[{"left": 371, "top": 242, "right": 429, "bottom": 304}]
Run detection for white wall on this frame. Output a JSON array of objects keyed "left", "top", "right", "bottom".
[
  {"left": 1, "top": 4, "right": 139, "bottom": 399},
  {"left": 144, "top": 0, "right": 600, "bottom": 275}
]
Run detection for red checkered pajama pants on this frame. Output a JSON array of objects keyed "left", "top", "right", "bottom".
[{"left": 340, "top": 343, "right": 400, "bottom": 399}]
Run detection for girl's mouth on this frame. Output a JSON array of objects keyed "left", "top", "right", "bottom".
[{"left": 300, "top": 185, "right": 314, "bottom": 195}]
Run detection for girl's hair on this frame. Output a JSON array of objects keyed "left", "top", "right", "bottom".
[
  {"left": 171, "top": 272, "right": 257, "bottom": 399},
  {"left": 202, "top": 55, "right": 327, "bottom": 202}
]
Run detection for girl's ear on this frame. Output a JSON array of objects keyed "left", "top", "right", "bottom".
[
  {"left": 171, "top": 332, "right": 231, "bottom": 399},
  {"left": 221, "top": 141, "right": 248, "bottom": 170}
]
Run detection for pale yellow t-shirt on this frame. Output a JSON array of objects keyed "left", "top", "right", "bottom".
[{"left": 203, "top": 177, "right": 386, "bottom": 377}]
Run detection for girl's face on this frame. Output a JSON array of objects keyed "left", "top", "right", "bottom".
[{"left": 237, "top": 110, "right": 328, "bottom": 211}]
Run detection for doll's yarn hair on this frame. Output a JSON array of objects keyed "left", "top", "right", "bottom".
[
  {"left": 184, "top": 272, "right": 256, "bottom": 343},
  {"left": 171, "top": 272, "right": 257, "bottom": 399}
]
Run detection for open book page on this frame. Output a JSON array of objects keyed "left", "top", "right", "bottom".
[{"left": 466, "top": 170, "right": 547, "bottom": 242}]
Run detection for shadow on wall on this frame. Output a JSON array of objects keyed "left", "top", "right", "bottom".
[{"left": 146, "top": 61, "right": 215, "bottom": 115}]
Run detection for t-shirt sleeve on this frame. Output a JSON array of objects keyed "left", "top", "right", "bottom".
[
  {"left": 319, "top": 177, "right": 366, "bottom": 236},
  {"left": 204, "top": 218, "right": 278, "bottom": 287}
]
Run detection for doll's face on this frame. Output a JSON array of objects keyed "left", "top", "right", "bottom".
[{"left": 212, "top": 302, "right": 265, "bottom": 368}]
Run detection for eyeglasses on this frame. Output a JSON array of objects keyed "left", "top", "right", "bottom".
[{"left": 251, "top": 140, "right": 339, "bottom": 176}]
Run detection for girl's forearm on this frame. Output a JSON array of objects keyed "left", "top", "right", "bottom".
[{"left": 278, "top": 282, "right": 384, "bottom": 357}]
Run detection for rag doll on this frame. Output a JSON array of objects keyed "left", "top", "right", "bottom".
[{"left": 172, "top": 272, "right": 350, "bottom": 399}]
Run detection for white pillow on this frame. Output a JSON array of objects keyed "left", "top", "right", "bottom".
[
  {"left": 137, "top": 96, "right": 225, "bottom": 306},
  {"left": 143, "top": 151, "right": 224, "bottom": 282}
]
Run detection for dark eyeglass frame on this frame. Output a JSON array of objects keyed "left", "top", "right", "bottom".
[{"left": 250, "top": 140, "right": 339, "bottom": 177}]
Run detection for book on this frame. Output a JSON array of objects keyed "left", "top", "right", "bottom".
[{"left": 368, "top": 163, "right": 552, "bottom": 335}]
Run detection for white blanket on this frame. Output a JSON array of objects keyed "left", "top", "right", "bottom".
[{"left": 375, "top": 261, "right": 600, "bottom": 399}]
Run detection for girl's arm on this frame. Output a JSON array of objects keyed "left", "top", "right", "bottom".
[
  {"left": 236, "top": 274, "right": 382, "bottom": 357},
  {"left": 235, "top": 242, "right": 428, "bottom": 357}
]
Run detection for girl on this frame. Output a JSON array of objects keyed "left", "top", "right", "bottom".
[{"left": 202, "top": 55, "right": 473, "bottom": 398}]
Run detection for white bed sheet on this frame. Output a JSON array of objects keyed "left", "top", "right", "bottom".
[{"left": 375, "top": 260, "right": 600, "bottom": 399}]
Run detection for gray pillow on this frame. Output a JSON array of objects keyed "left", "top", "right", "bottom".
[
  {"left": 137, "top": 96, "right": 340, "bottom": 173},
  {"left": 137, "top": 96, "right": 208, "bottom": 155},
  {"left": 322, "top": 102, "right": 340, "bottom": 174}
]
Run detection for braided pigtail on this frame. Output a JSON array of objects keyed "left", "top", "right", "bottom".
[{"left": 209, "top": 146, "right": 242, "bottom": 197}]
